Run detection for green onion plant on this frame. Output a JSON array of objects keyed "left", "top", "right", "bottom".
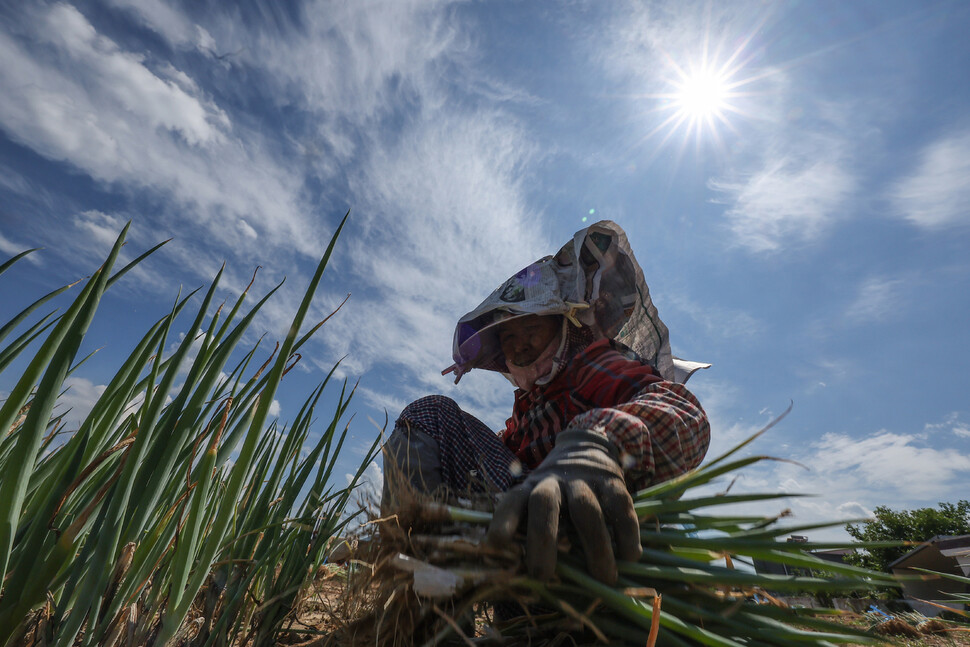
[{"left": 0, "top": 214, "right": 380, "bottom": 647}]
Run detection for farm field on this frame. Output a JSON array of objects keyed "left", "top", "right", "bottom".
[{"left": 274, "top": 567, "right": 970, "bottom": 647}]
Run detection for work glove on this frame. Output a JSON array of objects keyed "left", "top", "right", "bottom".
[{"left": 485, "top": 429, "right": 642, "bottom": 585}]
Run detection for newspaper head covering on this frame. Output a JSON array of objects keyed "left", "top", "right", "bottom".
[{"left": 445, "top": 220, "right": 683, "bottom": 384}]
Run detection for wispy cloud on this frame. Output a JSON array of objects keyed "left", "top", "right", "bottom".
[
  {"left": 0, "top": 163, "right": 49, "bottom": 203},
  {"left": 0, "top": 0, "right": 511, "bottom": 393},
  {"left": 806, "top": 430, "right": 970, "bottom": 499},
  {"left": 0, "top": 232, "right": 41, "bottom": 263},
  {"left": 110, "top": 0, "right": 546, "bottom": 419},
  {"left": 665, "top": 293, "right": 764, "bottom": 340},
  {"left": 709, "top": 156, "right": 855, "bottom": 252},
  {"left": 687, "top": 378, "right": 781, "bottom": 459},
  {"left": 105, "top": 0, "right": 216, "bottom": 54},
  {"left": 40, "top": 3, "right": 225, "bottom": 145},
  {"left": 594, "top": 0, "right": 781, "bottom": 94},
  {"left": 844, "top": 276, "right": 903, "bottom": 324},
  {"left": 305, "top": 107, "right": 548, "bottom": 412},
  {"left": 215, "top": 0, "right": 464, "bottom": 146},
  {"left": 0, "top": 2, "right": 541, "bottom": 414},
  {"left": 890, "top": 130, "right": 970, "bottom": 228},
  {"left": 925, "top": 412, "right": 970, "bottom": 441},
  {"left": 0, "top": 3, "right": 318, "bottom": 266},
  {"left": 74, "top": 210, "right": 129, "bottom": 251},
  {"left": 791, "top": 356, "right": 854, "bottom": 395},
  {"left": 54, "top": 375, "right": 148, "bottom": 433}
]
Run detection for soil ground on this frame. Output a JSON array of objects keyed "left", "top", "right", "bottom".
[
  {"left": 278, "top": 568, "right": 970, "bottom": 646},
  {"left": 825, "top": 613, "right": 970, "bottom": 647}
]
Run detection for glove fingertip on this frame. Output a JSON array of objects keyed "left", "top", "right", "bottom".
[
  {"left": 485, "top": 486, "right": 530, "bottom": 546},
  {"left": 526, "top": 478, "right": 562, "bottom": 581},
  {"left": 585, "top": 543, "right": 618, "bottom": 586},
  {"left": 617, "top": 539, "right": 643, "bottom": 564},
  {"left": 596, "top": 564, "right": 618, "bottom": 586},
  {"left": 527, "top": 552, "right": 557, "bottom": 582},
  {"left": 598, "top": 484, "right": 642, "bottom": 565}
]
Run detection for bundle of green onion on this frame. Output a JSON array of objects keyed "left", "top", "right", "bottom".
[{"left": 332, "top": 423, "right": 904, "bottom": 646}]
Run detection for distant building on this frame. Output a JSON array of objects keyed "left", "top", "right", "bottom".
[
  {"left": 812, "top": 547, "right": 856, "bottom": 565},
  {"left": 888, "top": 534, "right": 970, "bottom": 617},
  {"left": 751, "top": 535, "right": 856, "bottom": 577}
]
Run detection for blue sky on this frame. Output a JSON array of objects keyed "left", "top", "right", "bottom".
[{"left": 1, "top": 0, "right": 968, "bottom": 539}]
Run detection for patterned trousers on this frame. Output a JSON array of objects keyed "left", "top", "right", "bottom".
[
  {"left": 381, "top": 395, "right": 524, "bottom": 508},
  {"left": 381, "top": 396, "right": 551, "bottom": 621}
]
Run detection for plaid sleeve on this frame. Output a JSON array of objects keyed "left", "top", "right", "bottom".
[{"left": 564, "top": 381, "right": 710, "bottom": 490}]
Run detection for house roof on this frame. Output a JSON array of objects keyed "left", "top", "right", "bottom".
[{"left": 887, "top": 534, "right": 970, "bottom": 570}]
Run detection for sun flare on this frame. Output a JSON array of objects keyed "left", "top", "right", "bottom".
[
  {"left": 673, "top": 68, "right": 730, "bottom": 120},
  {"left": 643, "top": 34, "right": 764, "bottom": 152}
]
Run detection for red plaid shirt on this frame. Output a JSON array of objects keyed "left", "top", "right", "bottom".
[{"left": 501, "top": 338, "right": 710, "bottom": 490}]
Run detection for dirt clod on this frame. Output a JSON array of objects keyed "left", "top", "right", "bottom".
[{"left": 874, "top": 618, "right": 922, "bottom": 638}]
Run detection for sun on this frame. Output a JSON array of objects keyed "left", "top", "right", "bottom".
[
  {"left": 673, "top": 67, "right": 731, "bottom": 121},
  {"left": 640, "top": 33, "right": 766, "bottom": 154},
  {"left": 651, "top": 58, "right": 744, "bottom": 147}
]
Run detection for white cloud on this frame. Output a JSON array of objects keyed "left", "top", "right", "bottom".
[
  {"left": 0, "top": 164, "right": 48, "bottom": 204},
  {"left": 836, "top": 501, "right": 873, "bottom": 520},
  {"left": 54, "top": 377, "right": 107, "bottom": 427},
  {"left": 0, "top": 232, "right": 41, "bottom": 263},
  {"left": 709, "top": 157, "right": 855, "bottom": 252},
  {"left": 0, "top": 0, "right": 497, "bottom": 339},
  {"left": 891, "top": 130, "right": 970, "bottom": 228},
  {"left": 356, "top": 387, "right": 408, "bottom": 425},
  {"left": 811, "top": 358, "right": 852, "bottom": 379},
  {"left": 239, "top": 0, "right": 463, "bottom": 126},
  {"left": 596, "top": 1, "right": 781, "bottom": 92},
  {"left": 41, "top": 4, "right": 225, "bottom": 146},
  {"left": 156, "top": 62, "right": 201, "bottom": 94},
  {"left": 347, "top": 458, "right": 383, "bottom": 505},
  {"left": 165, "top": 329, "right": 211, "bottom": 378},
  {"left": 75, "top": 210, "right": 127, "bottom": 249},
  {"left": 844, "top": 276, "right": 903, "bottom": 324},
  {"left": 924, "top": 412, "right": 970, "bottom": 441},
  {"left": 310, "top": 107, "right": 548, "bottom": 418},
  {"left": 52, "top": 377, "right": 150, "bottom": 433},
  {"left": 0, "top": 4, "right": 320, "bottom": 263},
  {"left": 807, "top": 430, "right": 970, "bottom": 498},
  {"left": 239, "top": 220, "right": 259, "bottom": 240},
  {"left": 0, "top": 1, "right": 604, "bottom": 433},
  {"left": 679, "top": 403, "right": 970, "bottom": 541},
  {"left": 106, "top": 0, "right": 216, "bottom": 54},
  {"left": 725, "top": 428, "right": 970, "bottom": 540}
]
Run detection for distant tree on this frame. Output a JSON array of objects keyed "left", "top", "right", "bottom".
[{"left": 845, "top": 500, "right": 970, "bottom": 573}]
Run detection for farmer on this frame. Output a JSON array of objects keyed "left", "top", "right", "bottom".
[{"left": 381, "top": 221, "right": 710, "bottom": 585}]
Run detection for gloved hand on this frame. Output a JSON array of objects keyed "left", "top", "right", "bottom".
[{"left": 485, "top": 429, "right": 642, "bottom": 585}]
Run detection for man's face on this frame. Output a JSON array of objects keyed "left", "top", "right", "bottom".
[{"left": 497, "top": 314, "right": 561, "bottom": 367}]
